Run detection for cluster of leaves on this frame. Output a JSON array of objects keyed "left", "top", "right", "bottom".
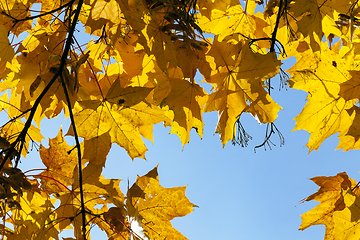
[{"left": 0, "top": 0, "right": 360, "bottom": 238}]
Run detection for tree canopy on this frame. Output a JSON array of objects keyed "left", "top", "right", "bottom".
[{"left": 0, "top": 0, "right": 360, "bottom": 239}]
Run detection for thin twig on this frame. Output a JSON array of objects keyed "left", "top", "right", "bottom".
[
  {"left": 3, "top": 0, "right": 75, "bottom": 32},
  {"left": 0, "top": 108, "right": 31, "bottom": 129}
]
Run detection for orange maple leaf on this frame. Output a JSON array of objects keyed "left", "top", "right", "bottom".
[{"left": 38, "top": 128, "right": 78, "bottom": 193}]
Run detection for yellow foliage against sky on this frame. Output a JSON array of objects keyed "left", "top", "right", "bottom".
[{"left": 1, "top": 0, "right": 360, "bottom": 239}]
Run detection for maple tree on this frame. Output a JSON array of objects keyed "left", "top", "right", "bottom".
[{"left": 1, "top": 0, "right": 360, "bottom": 239}]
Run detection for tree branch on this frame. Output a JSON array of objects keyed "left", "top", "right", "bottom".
[
  {"left": 60, "top": 73, "right": 87, "bottom": 239},
  {"left": 270, "top": 0, "right": 284, "bottom": 53}
]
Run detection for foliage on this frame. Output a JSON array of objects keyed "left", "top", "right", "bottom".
[{"left": 0, "top": 0, "right": 360, "bottom": 239}]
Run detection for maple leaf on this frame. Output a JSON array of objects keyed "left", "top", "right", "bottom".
[
  {"left": 288, "top": 0, "right": 323, "bottom": 51},
  {"left": 204, "top": 38, "right": 281, "bottom": 145},
  {"left": 37, "top": 128, "right": 78, "bottom": 193},
  {"left": 112, "top": 35, "right": 146, "bottom": 80},
  {"left": 82, "top": 132, "right": 111, "bottom": 166},
  {"left": 197, "top": 2, "right": 256, "bottom": 41},
  {"left": 73, "top": 163, "right": 125, "bottom": 211},
  {"left": 299, "top": 173, "right": 356, "bottom": 239},
  {"left": 287, "top": 42, "right": 356, "bottom": 151},
  {"left": 161, "top": 68, "right": 207, "bottom": 145},
  {"left": 0, "top": 24, "right": 14, "bottom": 64},
  {"left": 132, "top": 55, "right": 172, "bottom": 105},
  {"left": 16, "top": 19, "right": 66, "bottom": 69},
  {"left": 3, "top": 20, "right": 76, "bottom": 118},
  {"left": 197, "top": 0, "right": 238, "bottom": 19},
  {"left": 300, "top": 172, "right": 360, "bottom": 240},
  {"left": 128, "top": 166, "right": 196, "bottom": 240},
  {"left": 116, "top": 0, "right": 202, "bottom": 72},
  {"left": 173, "top": 40, "right": 209, "bottom": 80},
  {"left": 55, "top": 191, "right": 84, "bottom": 235},
  {"left": 69, "top": 79, "right": 172, "bottom": 159}
]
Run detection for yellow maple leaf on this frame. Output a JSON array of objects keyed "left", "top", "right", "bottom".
[
  {"left": 17, "top": 19, "right": 66, "bottom": 67},
  {"left": 161, "top": 68, "right": 207, "bottom": 145},
  {"left": 173, "top": 40, "right": 209, "bottom": 80},
  {"left": 204, "top": 38, "right": 281, "bottom": 145},
  {"left": 287, "top": 42, "right": 356, "bottom": 151},
  {"left": 0, "top": 24, "right": 14, "bottom": 64},
  {"left": 136, "top": 55, "right": 172, "bottom": 105},
  {"left": 197, "top": 0, "right": 239, "bottom": 20},
  {"left": 9, "top": 182, "right": 59, "bottom": 240},
  {"left": 289, "top": 0, "right": 322, "bottom": 51},
  {"left": 332, "top": 189, "right": 360, "bottom": 240},
  {"left": 82, "top": 132, "right": 111, "bottom": 166},
  {"left": 79, "top": 0, "right": 128, "bottom": 42},
  {"left": 112, "top": 35, "right": 145, "bottom": 80},
  {"left": 299, "top": 172, "right": 359, "bottom": 239},
  {"left": 69, "top": 80, "right": 172, "bottom": 159},
  {"left": 285, "top": 0, "right": 353, "bottom": 51},
  {"left": 128, "top": 166, "right": 196, "bottom": 240},
  {"left": 197, "top": 2, "right": 256, "bottom": 41},
  {"left": 73, "top": 163, "right": 125, "bottom": 212}
]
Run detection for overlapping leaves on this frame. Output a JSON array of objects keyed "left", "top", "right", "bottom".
[{"left": 2, "top": 0, "right": 360, "bottom": 239}]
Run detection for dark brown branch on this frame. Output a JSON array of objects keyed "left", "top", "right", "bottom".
[
  {"left": 270, "top": 0, "right": 284, "bottom": 52},
  {"left": 59, "top": 73, "right": 87, "bottom": 239}
]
